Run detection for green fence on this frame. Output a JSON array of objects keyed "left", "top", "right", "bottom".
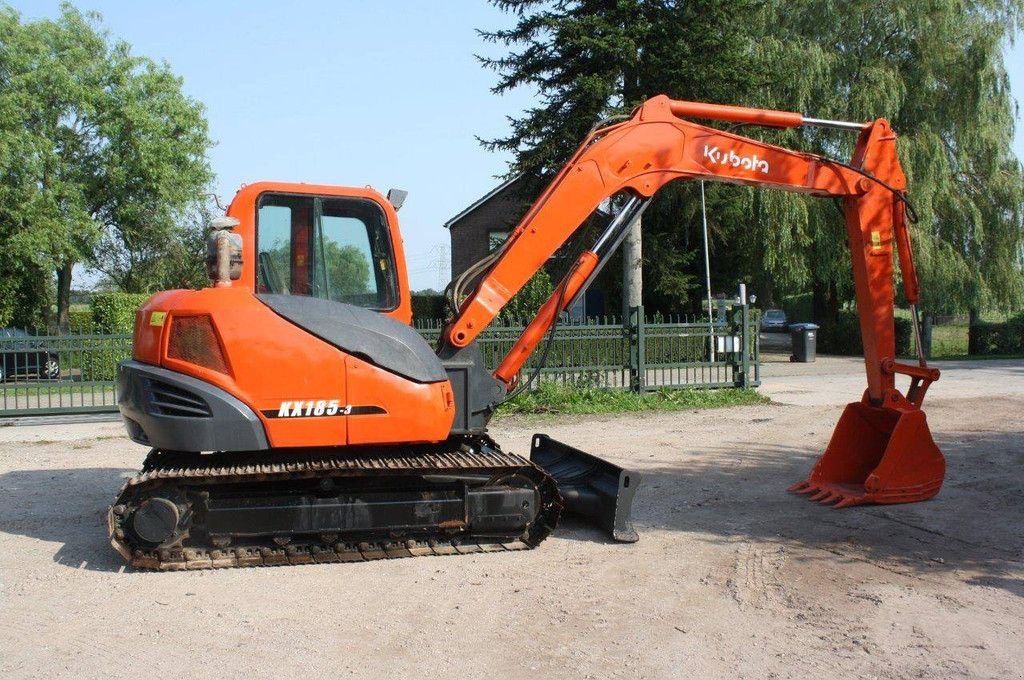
[
  {"left": 0, "top": 305, "right": 758, "bottom": 417},
  {"left": 418, "top": 305, "right": 759, "bottom": 391},
  {"left": 0, "top": 329, "right": 132, "bottom": 416}
]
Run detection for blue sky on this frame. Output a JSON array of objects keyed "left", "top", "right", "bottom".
[{"left": 6, "top": 1, "right": 1024, "bottom": 291}]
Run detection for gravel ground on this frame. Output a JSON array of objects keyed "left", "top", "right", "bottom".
[{"left": 0, "top": 358, "right": 1021, "bottom": 679}]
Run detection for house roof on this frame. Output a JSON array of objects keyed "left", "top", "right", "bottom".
[{"left": 443, "top": 174, "right": 525, "bottom": 230}]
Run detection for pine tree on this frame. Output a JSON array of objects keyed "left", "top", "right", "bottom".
[{"left": 479, "top": 0, "right": 767, "bottom": 313}]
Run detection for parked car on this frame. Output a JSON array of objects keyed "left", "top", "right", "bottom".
[
  {"left": 0, "top": 328, "right": 60, "bottom": 382},
  {"left": 760, "top": 308, "right": 788, "bottom": 332}
]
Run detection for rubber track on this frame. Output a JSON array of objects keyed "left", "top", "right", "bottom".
[{"left": 109, "top": 441, "right": 562, "bottom": 571}]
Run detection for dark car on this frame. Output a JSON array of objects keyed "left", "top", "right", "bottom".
[
  {"left": 0, "top": 328, "right": 60, "bottom": 382},
  {"left": 760, "top": 308, "right": 788, "bottom": 332}
]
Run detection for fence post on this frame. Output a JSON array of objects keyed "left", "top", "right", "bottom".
[
  {"left": 734, "top": 301, "right": 750, "bottom": 388},
  {"left": 628, "top": 305, "right": 646, "bottom": 392},
  {"left": 921, "top": 314, "right": 933, "bottom": 359}
]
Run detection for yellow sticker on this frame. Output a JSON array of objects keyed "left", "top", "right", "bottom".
[
  {"left": 871, "top": 231, "right": 882, "bottom": 248},
  {"left": 150, "top": 311, "right": 167, "bottom": 327}
]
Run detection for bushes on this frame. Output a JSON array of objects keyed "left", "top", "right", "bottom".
[
  {"left": 80, "top": 293, "right": 149, "bottom": 380},
  {"left": 67, "top": 305, "right": 93, "bottom": 332},
  {"left": 969, "top": 313, "right": 1024, "bottom": 356},
  {"left": 817, "top": 310, "right": 912, "bottom": 356},
  {"left": 411, "top": 294, "right": 447, "bottom": 324},
  {"left": 498, "top": 270, "right": 554, "bottom": 324},
  {"left": 90, "top": 293, "right": 150, "bottom": 333}
]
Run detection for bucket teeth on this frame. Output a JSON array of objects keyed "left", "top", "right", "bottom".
[
  {"left": 789, "top": 479, "right": 873, "bottom": 509},
  {"left": 789, "top": 481, "right": 818, "bottom": 495},
  {"left": 831, "top": 496, "right": 860, "bottom": 509}
]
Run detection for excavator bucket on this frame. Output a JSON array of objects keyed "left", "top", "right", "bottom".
[
  {"left": 790, "top": 401, "right": 945, "bottom": 508},
  {"left": 530, "top": 434, "right": 640, "bottom": 542}
]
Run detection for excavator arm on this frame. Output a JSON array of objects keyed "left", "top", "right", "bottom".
[{"left": 444, "top": 95, "right": 945, "bottom": 509}]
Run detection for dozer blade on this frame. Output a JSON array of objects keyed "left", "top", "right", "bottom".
[
  {"left": 790, "top": 401, "right": 945, "bottom": 508},
  {"left": 530, "top": 434, "right": 640, "bottom": 542}
]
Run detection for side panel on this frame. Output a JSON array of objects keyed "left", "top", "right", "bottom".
[
  {"left": 345, "top": 356, "right": 454, "bottom": 445},
  {"left": 133, "top": 287, "right": 454, "bottom": 449}
]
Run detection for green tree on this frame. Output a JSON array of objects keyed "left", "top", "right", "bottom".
[
  {"left": 323, "top": 242, "right": 372, "bottom": 299},
  {"left": 481, "top": 0, "right": 1024, "bottom": 322},
  {"left": 478, "top": 0, "right": 775, "bottom": 315},
  {"left": 499, "top": 269, "right": 555, "bottom": 323},
  {"left": 260, "top": 239, "right": 372, "bottom": 299},
  {"left": 92, "top": 197, "right": 215, "bottom": 293},
  {"left": 747, "top": 0, "right": 1024, "bottom": 321},
  {"left": 480, "top": 0, "right": 763, "bottom": 173},
  {"left": 0, "top": 3, "right": 213, "bottom": 328}
]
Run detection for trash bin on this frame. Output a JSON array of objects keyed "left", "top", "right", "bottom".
[{"left": 789, "top": 323, "right": 819, "bottom": 362}]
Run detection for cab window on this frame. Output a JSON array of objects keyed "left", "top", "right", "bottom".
[{"left": 256, "top": 193, "right": 398, "bottom": 310}]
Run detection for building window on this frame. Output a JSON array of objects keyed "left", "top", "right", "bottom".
[{"left": 488, "top": 230, "right": 509, "bottom": 252}]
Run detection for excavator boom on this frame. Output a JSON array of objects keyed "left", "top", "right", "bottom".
[{"left": 443, "top": 95, "right": 944, "bottom": 508}]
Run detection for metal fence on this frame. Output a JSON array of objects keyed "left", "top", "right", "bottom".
[
  {"left": 0, "top": 305, "right": 758, "bottom": 417},
  {"left": 0, "top": 330, "right": 132, "bottom": 416},
  {"left": 419, "top": 305, "right": 759, "bottom": 391}
]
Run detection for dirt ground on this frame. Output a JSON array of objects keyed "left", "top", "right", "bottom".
[{"left": 0, "top": 357, "right": 1021, "bottom": 679}]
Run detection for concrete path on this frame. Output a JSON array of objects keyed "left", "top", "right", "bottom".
[{"left": 759, "top": 354, "right": 1023, "bottom": 406}]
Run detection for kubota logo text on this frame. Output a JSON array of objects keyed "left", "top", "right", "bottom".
[{"left": 703, "top": 145, "right": 770, "bottom": 174}]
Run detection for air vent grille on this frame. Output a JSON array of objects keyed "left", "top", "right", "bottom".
[{"left": 144, "top": 378, "right": 212, "bottom": 418}]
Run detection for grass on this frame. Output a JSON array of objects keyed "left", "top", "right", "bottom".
[
  {"left": 0, "top": 382, "right": 116, "bottom": 399},
  {"left": 498, "top": 382, "right": 768, "bottom": 416},
  {"left": 926, "top": 324, "right": 969, "bottom": 358},
  {"left": 909, "top": 322, "right": 1022, "bottom": 360}
]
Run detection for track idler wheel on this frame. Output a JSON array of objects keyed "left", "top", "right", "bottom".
[
  {"left": 790, "top": 399, "right": 945, "bottom": 508},
  {"left": 132, "top": 497, "right": 180, "bottom": 544}
]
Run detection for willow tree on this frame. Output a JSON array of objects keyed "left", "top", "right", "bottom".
[{"left": 746, "top": 0, "right": 1024, "bottom": 320}]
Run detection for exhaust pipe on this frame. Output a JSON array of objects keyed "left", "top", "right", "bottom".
[{"left": 530, "top": 434, "right": 640, "bottom": 542}]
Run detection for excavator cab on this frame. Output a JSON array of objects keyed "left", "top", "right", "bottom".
[{"left": 253, "top": 192, "right": 400, "bottom": 311}]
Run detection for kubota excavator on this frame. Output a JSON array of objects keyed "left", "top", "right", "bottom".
[{"left": 109, "top": 95, "right": 945, "bottom": 570}]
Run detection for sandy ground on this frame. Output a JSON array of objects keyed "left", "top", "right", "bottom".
[{"left": 0, "top": 357, "right": 1021, "bottom": 679}]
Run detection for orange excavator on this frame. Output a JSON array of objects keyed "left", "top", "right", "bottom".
[{"left": 109, "top": 96, "right": 945, "bottom": 570}]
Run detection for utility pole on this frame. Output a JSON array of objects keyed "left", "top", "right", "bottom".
[{"left": 622, "top": 215, "right": 642, "bottom": 319}]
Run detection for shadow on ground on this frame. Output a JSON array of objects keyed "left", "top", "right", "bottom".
[
  {"left": 555, "top": 426, "right": 1024, "bottom": 598},
  {"left": 0, "top": 466, "right": 131, "bottom": 572},
  {"left": 0, "top": 426, "right": 1020, "bottom": 589}
]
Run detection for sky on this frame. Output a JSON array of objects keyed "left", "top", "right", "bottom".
[{"left": 6, "top": 1, "right": 1024, "bottom": 291}]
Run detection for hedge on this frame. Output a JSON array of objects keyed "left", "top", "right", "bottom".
[
  {"left": 81, "top": 293, "right": 150, "bottom": 380},
  {"left": 90, "top": 292, "right": 151, "bottom": 333},
  {"left": 969, "top": 313, "right": 1024, "bottom": 356},
  {"left": 411, "top": 294, "right": 447, "bottom": 323},
  {"left": 68, "top": 305, "right": 93, "bottom": 332},
  {"left": 817, "top": 310, "right": 912, "bottom": 357}
]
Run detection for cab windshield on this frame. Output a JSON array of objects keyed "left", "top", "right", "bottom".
[{"left": 255, "top": 193, "right": 398, "bottom": 311}]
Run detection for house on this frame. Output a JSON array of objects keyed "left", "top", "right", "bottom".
[
  {"left": 444, "top": 175, "right": 534, "bottom": 278},
  {"left": 444, "top": 175, "right": 610, "bottom": 318}
]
